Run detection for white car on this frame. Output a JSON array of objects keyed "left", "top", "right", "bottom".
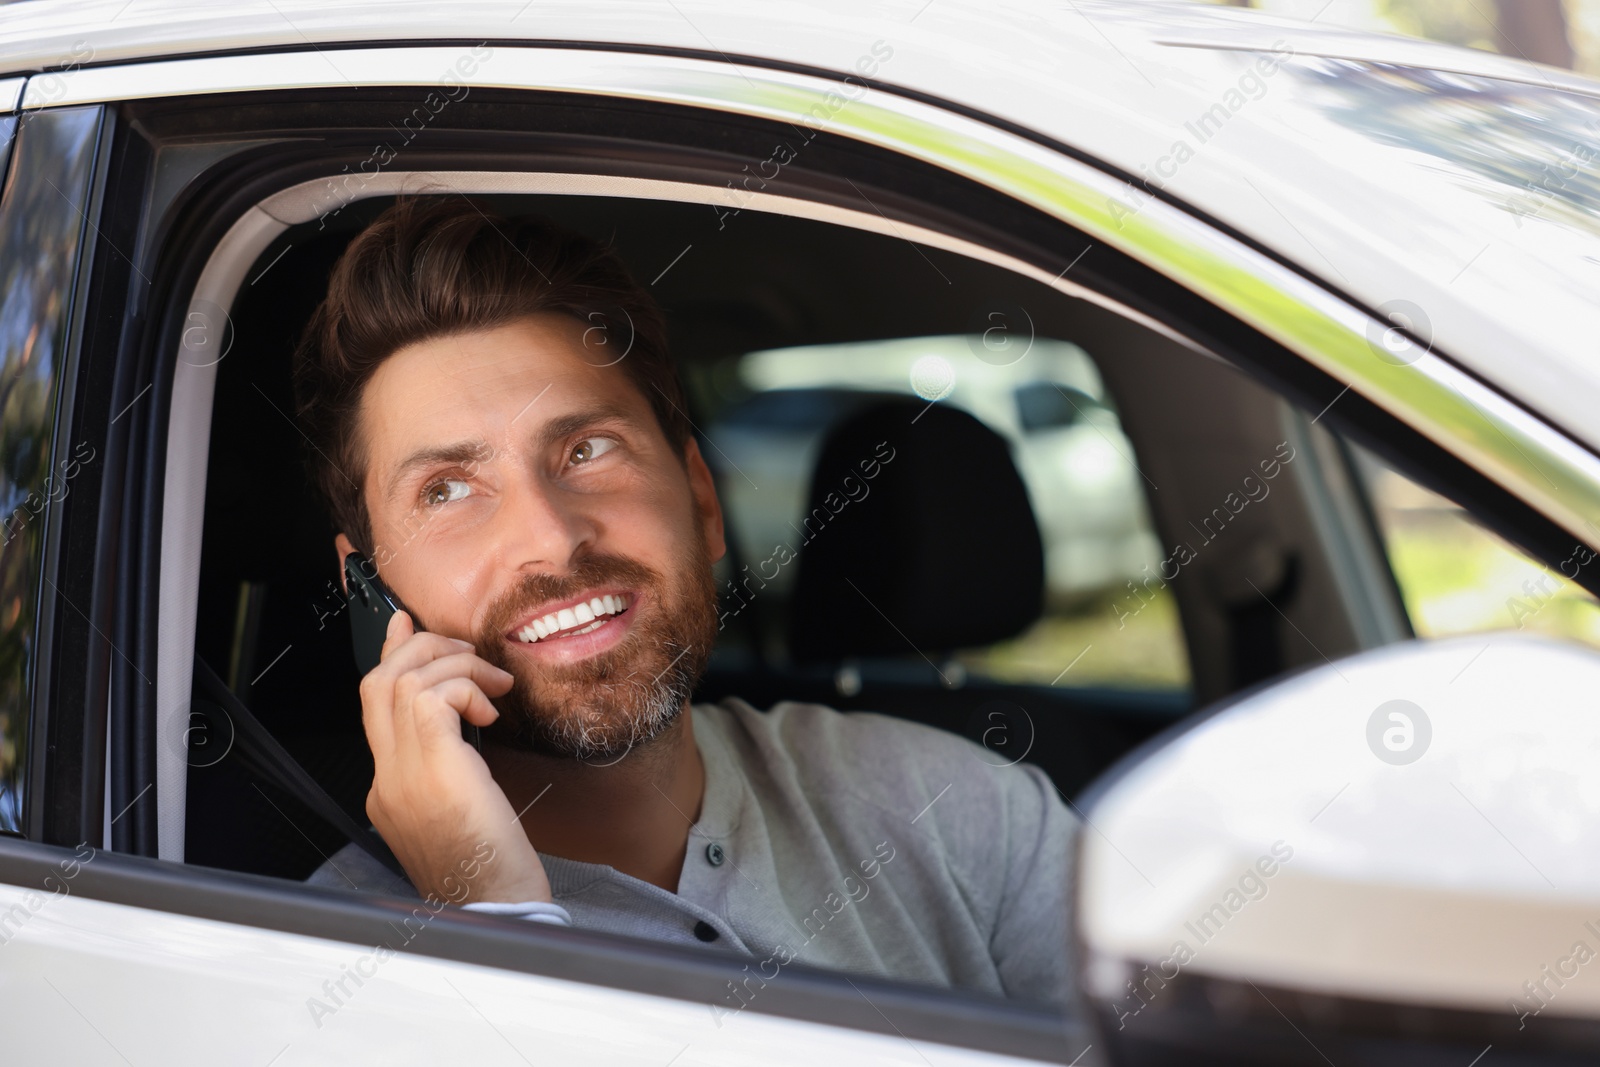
[{"left": 0, "top": 1, "right": 1598, "bottom": 1064}]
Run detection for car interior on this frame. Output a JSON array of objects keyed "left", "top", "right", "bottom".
[{"left": 179, "top": 187, "right": 1413, "bottom": 884}]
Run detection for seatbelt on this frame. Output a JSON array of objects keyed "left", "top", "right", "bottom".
[{"left": 191, "top": 657, "right": 410, "bottom": 881}]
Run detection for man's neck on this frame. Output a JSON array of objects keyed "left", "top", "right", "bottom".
[{"left": 480, "top": 708, "right": 705, "bottom": 893}]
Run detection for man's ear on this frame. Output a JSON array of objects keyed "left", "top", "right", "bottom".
[
  {"left": 334, "top": 532, "right": 358, "bottom": 596},
  {"left": 683, "top": 437, "right": 726, "bottom": 565}
]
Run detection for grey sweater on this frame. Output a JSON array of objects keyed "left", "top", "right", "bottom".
[{"left": 307, "top": 697, "right": 1079, "bottom": 1008}]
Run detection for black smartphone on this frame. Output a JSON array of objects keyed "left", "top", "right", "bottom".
[{"left": 344, "top": 552, "right": 483, "bottom": 753}]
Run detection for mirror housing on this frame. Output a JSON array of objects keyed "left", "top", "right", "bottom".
[{"left": 1074, "top": 633, "right": 1600, "bottom": 1064}]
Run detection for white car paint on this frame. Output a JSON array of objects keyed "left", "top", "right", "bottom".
[{"left": 0, "top": 885, "right": 1070, "bottom": 1065}]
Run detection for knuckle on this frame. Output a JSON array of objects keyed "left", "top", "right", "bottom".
[
  {"left": 411, "top": 684, "right": 443, "bottom": 712},
  {"left": 393, "top": 669, "right": 423, "bottom": 702}
]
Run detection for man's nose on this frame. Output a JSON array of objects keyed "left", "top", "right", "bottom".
[{"left": 490, "top": 472, "right": 598, "bottom": 572}]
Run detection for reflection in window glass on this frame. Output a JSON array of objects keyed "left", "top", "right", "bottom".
[
  {"left": 0, "top": 108, "right": 102, "bottom": 834},
  {"left": 694, "top": 336, "right": 1191, "bottom": 691},
  {"left": 1352, "top": 446, "right": 1600, "bottom": 647}
]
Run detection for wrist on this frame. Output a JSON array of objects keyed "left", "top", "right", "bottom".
[{"left": 474, "top": 868, "right": 553, "bottom": 906}]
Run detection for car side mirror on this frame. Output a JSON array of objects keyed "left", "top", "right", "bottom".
[{"left": 1073, "top": 633, "right": 1600, "bottom": 1064}]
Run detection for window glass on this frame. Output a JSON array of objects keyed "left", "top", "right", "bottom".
[
  {"left": 0, "top": 108, "right": 102, "bottom": 834},
  {"left": 1351, "top": 444, "right": 1600, "bottom": 647},
  {"left": 694, "top": 335, "right": 1191, "bottom": 692}
]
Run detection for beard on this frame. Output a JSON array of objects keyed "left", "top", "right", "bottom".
[{"left": 471, "top": 544, "right": 718, "bottom": 762}]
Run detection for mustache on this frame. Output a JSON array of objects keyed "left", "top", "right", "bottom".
[{"left": 477, "top": 553, "right": 662, "bottom": 639}]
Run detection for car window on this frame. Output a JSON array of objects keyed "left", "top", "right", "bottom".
[
  {"left": 693, "top": 335, "right": 1192, "bottom": 694},
  {"left": 1349, "top": 441, "right": 1600, "bottom": 648},
  {"left": 0, "top": 107, "right": 101, "bottom": 835}
]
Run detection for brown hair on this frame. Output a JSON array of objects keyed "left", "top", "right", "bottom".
[{"left": 291, "top": 197, "right": 689, "bottom": 555}]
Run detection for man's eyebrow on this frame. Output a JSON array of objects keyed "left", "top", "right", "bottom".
[
  {"left": 384, "top": 441, "right": 492, "bottom": 503},
  {"left": 534, "top": 404, "right": 640, "bottom": 449}
]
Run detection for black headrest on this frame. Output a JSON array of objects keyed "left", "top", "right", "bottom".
[{"left": 788, "top": 397, "right": 1045, "bottom": 663}]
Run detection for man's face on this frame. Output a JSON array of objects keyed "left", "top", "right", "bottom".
[{"left": 337, "top": 313, "right": 725, "bottom": 760}]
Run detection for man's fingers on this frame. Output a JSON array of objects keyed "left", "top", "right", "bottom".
[
  {"left": 392, "top": 653, "right": 514, "bottom": 703},
  {"left": 411, "top": 677, "right": 504, "bottom": 734},
  {"left": 375, "top": 629, "right": 478, "bottom": 675},
  {"left": 364, "top": 622, "right": 481, "bottom": 757},
  {"left": 377, "top": 611, "right": 475, "bottom": 666}
]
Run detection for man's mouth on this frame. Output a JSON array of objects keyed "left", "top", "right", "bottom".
[{"left": 508, "top": 592, "right": 634, "bottom": 644}]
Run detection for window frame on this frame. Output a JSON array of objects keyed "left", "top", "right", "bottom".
[{"left": 0, "top": 101, "right": 129, "bottom": 846}]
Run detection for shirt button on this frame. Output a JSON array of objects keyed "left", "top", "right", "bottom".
[
  {"left": 705, "top": 842, "right": 726, "bottom": 867},
  {"left": 693, "top": 920, "right": 720, "bottom": 942}
]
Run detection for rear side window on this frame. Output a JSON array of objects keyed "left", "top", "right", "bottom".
[
  {"left": 695, "top": 335, "right": 1191, "bottom": 693},
  {"left": 1352, "top": 442, "right": 1600, "bottom": 648}
]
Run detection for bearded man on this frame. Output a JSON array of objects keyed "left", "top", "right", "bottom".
[{"left": 293, "top": 197, "right": 1078, "bottom": 1006}]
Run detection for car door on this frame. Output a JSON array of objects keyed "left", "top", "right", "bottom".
[{"left": 0, "top": 42, "right": 1107, "bottom": 1067}]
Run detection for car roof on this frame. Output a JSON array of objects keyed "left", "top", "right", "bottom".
[{"left": 4, "top": 0, "right": 1600, "bottom": 453}]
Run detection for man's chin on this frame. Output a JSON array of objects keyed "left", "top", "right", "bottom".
[{"left": 482, "top": 685, "right": 686, "bottom": 762}]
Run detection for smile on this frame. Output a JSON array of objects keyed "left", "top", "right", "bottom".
[{"left": 512, "top": 593, "right": 633, "bottom": 644}]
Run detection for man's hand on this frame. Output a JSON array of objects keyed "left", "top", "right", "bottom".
[{"left": 360, "top": 610, "right": 552, "bottom": 906}]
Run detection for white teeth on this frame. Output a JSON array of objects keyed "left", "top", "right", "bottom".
[{"left": 515, "top": 594, "right": 629, "bottom": 643}]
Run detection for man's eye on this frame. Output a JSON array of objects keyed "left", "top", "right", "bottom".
[
  {"left": 568, "top": 437, "right": 617, "bottom": 466},
  {"left": 422, "top": 478, "right": 471, "bottom": 506}
]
